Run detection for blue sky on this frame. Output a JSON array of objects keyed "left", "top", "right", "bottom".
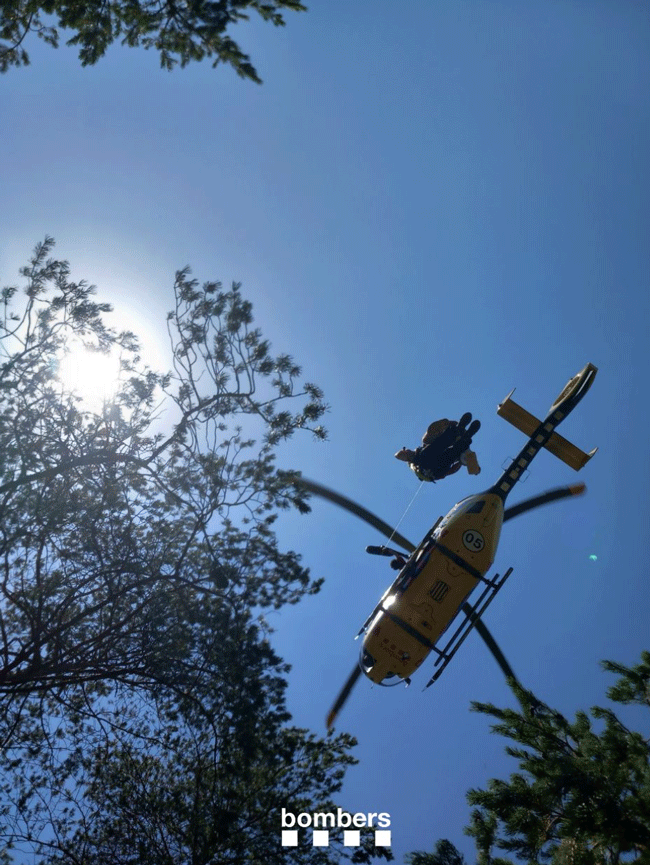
[{"left": 2, "top": 1, "right": 649, "bottom": 860}]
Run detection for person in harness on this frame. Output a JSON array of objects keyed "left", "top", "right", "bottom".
[{"left": 395, "top": 413, "right": 481, "bottom": 481}]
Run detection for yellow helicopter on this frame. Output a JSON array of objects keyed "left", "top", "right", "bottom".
[{"left": 298, "top": 363, "right": 598, "bottom": 728}]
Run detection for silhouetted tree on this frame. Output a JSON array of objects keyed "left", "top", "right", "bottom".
[
  {"left": 415, "top": 653, "right": 650, "bottom": 865},
  {"left": 0, "top": 238, "right": 390, "bottom": 863},
  {"left": 0, "top": 235, "right": 324, "bottom": 704},
  {"left": 0, "top": 0, "right": 305, "bottom": 80}
]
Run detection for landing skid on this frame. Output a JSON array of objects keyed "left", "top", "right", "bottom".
[{"left": 425, "top": 566, "right": 514, "bottom": 688}]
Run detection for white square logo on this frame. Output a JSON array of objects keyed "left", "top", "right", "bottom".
[
  {"left": 281, "top": 830, "right": 298, "bottom": 846},
  {"left": 375, "top": 830, "right": 392, "bottom": 846}
]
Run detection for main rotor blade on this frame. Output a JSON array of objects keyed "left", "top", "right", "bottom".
[
  {"left": 296, "top": 478, "right": 416, "bottom": 553},
  {"left": 479, "top": 483, "right": 586, "bottom": 685},
  {"left": 504, "top": 483, "right": 585, "bottom": 522},
  {"left": 327, "top": 665, "right": 362, "bottom": 729},
  {"left": 461, "top": 602, "right": 519, "bottom": 684}
]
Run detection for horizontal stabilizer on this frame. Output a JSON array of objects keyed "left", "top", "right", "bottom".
[{"left": 498, "top": 391, "right": 597, "bottom": 471}]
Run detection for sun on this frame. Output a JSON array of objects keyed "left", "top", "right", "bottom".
[{"left": 56, "top": 338, "right": 122, "bottom": 411}]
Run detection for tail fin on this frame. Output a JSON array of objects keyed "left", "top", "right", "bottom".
[{"left": 498, "top": 390, "right": 597, "bottom": 471}]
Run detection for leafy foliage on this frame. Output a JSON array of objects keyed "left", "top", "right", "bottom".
[
  {"left": 0, "top": 238, "right": 389, "bottom": 863},
  {"left": 0, "top": 0, "right": 306, "bottom": 79},
  {"left": 420, "top": 655, "right": 650, "bottom": 865}
]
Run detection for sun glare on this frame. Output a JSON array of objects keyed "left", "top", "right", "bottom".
[{"left": 57, "top": 340, "right": 122, "bottom": 411}]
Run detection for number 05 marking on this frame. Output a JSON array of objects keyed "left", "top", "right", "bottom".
[{"left": 463, "top": 529, "right": 485, "bottom": 552}]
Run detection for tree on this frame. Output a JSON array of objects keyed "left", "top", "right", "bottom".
[
  {"left": 0, "top": 0, "right": 306, "bottom": 80},
  {"left": 0, "top": 238, "right": 390, "bottom": 863},
  {"left": 0, "top": 234, "right": 325, "bottom": 705},
  {"left": 405, "top": 839, "right": 466, "bottom": 865},
  {"left": 419, "top": 653, "right": 650, "bottom": 865}
]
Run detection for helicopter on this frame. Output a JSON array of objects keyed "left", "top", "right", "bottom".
[{"left": 296, "top": 362, "right": 598, "bottom": 728}]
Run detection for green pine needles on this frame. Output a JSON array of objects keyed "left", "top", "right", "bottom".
[{"left": 412, "top": 654, "right": 650, "bottom": 865}]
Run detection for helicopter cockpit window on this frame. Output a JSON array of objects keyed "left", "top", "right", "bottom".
[
  {"left": 466, "top": 500, "right": 485, "bottom": 514},
  {"left": 360, "top": 650, "right": 375, "bottom": 672},
  {"left": 378, "top": 671, "right": 403, "bottom": 687}
]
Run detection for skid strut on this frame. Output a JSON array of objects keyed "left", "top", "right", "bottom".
[{"left": 425, "top": 567, "right": 514, "bottom": 688}]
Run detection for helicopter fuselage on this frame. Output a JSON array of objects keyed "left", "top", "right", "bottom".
[{"left": 360, "top": 491, "right": 504, "bottom": 684}]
